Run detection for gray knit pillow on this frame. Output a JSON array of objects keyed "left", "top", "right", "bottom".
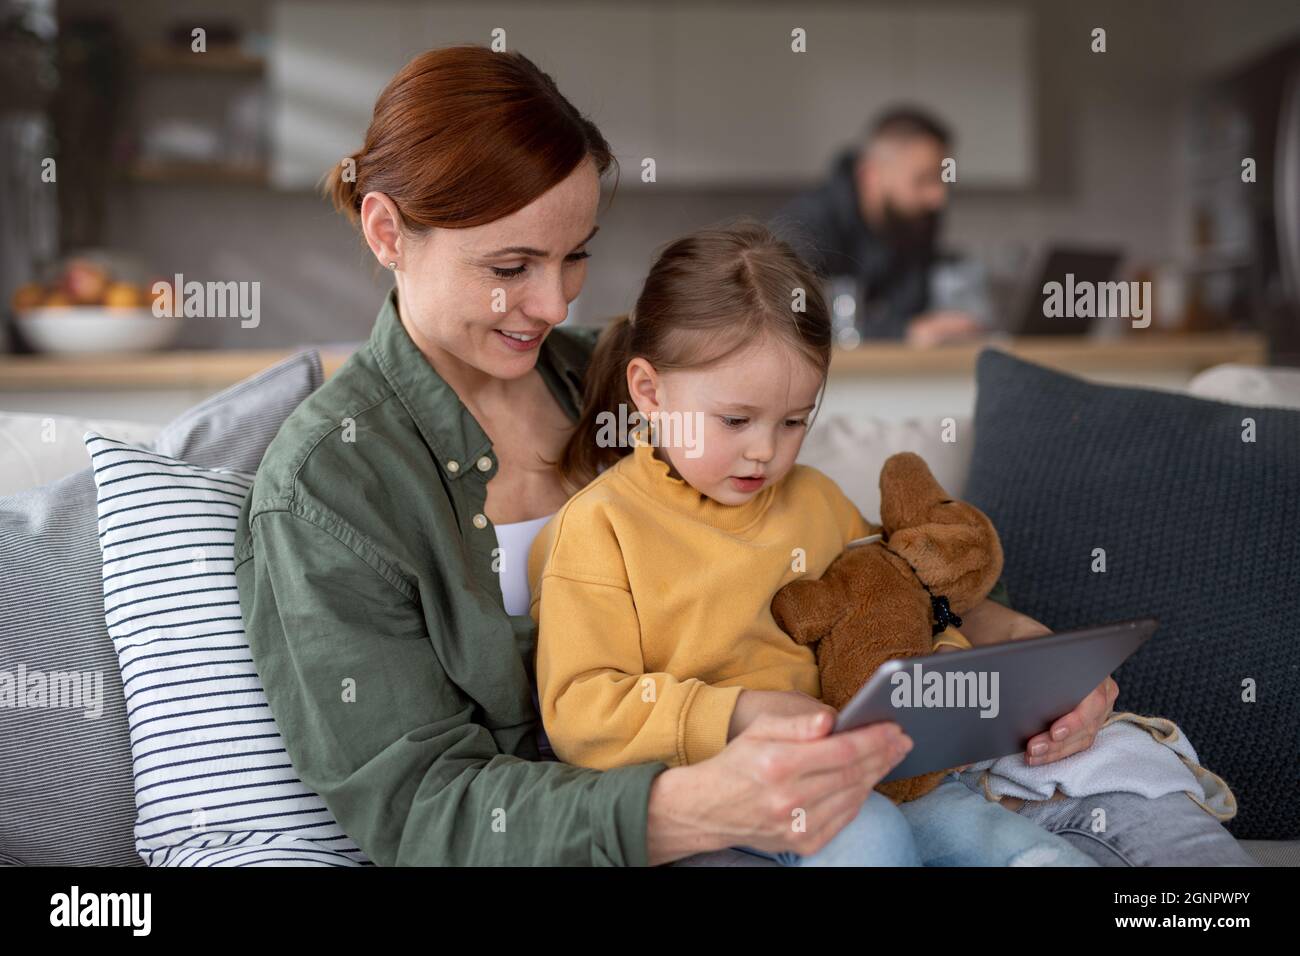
[
  {"left": 0, "top": 351, "right": 323, "bottom": 865},
  {"left": 965, "top": 349, "right": 1299, "bottom": 839}
]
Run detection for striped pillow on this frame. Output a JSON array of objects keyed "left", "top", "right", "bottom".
[{"left": 85, "top": 433, "right": 370, "bottom": 867}]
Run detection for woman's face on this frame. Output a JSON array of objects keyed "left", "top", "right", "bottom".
[{"left": 365, "top": 157, "right": 601, "bottom": 382}]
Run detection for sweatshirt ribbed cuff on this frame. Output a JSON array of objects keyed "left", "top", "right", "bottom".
[{"left": 680, "top": 682, "right": 744, "bottom": 765}]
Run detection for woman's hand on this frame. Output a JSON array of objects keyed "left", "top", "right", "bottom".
[
  {"left": 959, "top": 597, "right": 1119, "bottom": 766},
  {"left": 727, "top": 689, "right": 829, "bottom": 740},
  {"left": 645, "top": 711, "right": 912, "bottom": 865},
  {"left": 1025, "top": 674, "right": 1119, "bottom": 766}
]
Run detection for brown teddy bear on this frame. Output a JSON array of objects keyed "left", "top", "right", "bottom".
[{"left": 771, "top": 452, "right": 1005, "bottom": 803}]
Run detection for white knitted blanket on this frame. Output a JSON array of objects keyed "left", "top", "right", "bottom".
[{"left": 966, "top": 712, "right": 1237, "bottom": 821}]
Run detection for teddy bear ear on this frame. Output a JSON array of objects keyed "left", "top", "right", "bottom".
[
  {"left": 771, "top": 577, "right": 843, "bottom": 646},
  {"left": 879, "top": 452, "right": 948, "bottom": 532}
]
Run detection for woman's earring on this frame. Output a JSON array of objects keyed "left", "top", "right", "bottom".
[{"left": 387, "top": 261, "right": 397, "bottom": 271}]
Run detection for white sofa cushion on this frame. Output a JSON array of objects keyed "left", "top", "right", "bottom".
[
  {"left": 0, "top": 413, "right": 160, "bottom": 496},
  {"left": 1187, "top": 363, "right": 1300, "bottom": 410},
  {"left": 796, "top": 413, "right": 974, "bottom": 520}
]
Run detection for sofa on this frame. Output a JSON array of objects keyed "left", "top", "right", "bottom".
[{"left": 2, "top": 348, "right": 1296, "bottom": 866}]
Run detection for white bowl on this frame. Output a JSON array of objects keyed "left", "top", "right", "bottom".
[{"left": 15, "top": 308, "right": 183, "bottom": 355}]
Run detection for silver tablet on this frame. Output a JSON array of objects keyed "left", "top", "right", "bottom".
[{"left": 833, "top": 618, "right": 1157, "bottom": 782}]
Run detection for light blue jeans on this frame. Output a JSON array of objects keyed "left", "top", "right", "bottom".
[
  {"left": 948, "top": 769, "right": 1260, "bottom": 867},
  {"left": 734, "top": 771, "right": 1098, "bottom": 866}
]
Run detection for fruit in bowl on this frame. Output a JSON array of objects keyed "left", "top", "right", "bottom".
[
  {"left": 104, "top": 281, "right": 152, "bottom": 309},
  {"left": 11, "top": 259, "right": 182, "bottom": 355},
  {"left": 11, "top": 282, "right": 45, "bottom": 311},
  {"left": 61, "top": 258, "right": 112, "bottom": 305}
]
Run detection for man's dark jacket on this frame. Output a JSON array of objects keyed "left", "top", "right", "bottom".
[{"left": 773, "top": 149, "right": 932, "bottom": 340}]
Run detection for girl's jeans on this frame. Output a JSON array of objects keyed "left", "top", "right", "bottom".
[
  {"left": 948, "top": 769, "right": 1259, "bottom": 867},
  {"left": 734, "top": 771, "right": 1098, "bottom": 866}
]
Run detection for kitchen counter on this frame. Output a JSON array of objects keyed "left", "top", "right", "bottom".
[
  {"left": 0, "top": 331, "right": 1268, "bottom": 423},
  {"left": 0, "top": 346, "right": 356, "bottom": 390},
  {"left": 826, "top": 331, "right": 1265, "bottom": 377},
  {"left": 0, "top": 331, "right": 1265, "bottom": 388}
]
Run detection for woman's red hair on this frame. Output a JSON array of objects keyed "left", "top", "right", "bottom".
[{"left": 325, "top": 45, "right": 616, "bottom": 230}]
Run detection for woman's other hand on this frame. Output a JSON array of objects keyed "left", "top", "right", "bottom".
[
  {"left": 646, "top": 710, "right": 912, "bottom": 864},
  {"left": 959, "top": 597, "right": 1119, "bottom": 766},
  {"left": 1025, "top": 674, "right": 1119, "bottom": 766}
]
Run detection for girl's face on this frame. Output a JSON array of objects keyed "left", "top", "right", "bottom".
[{"left": 627, "top": 334, "right": 825, "bottom": 506}]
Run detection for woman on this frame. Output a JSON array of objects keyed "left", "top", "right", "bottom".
[{"left": 233, "top": 45, "right": 1116, "bottom": 866}]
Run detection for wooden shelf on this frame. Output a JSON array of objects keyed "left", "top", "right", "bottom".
[
  {"left": 0, "top": 332, "right": 1267, "bottom": 392},
  {"left": 125, "top": 161, "right": 268, "bottom": 186},
  {"left": 135, "top": 45, "right": 265, "bottom": 74}
]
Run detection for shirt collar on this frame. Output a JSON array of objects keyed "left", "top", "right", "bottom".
[{"left": 367, "top": 287, "right": 588, "bottom": 480}]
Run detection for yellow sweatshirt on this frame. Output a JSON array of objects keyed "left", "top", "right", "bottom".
[{"left": 528, "top": 440, "right": 872, "bottom": 771}]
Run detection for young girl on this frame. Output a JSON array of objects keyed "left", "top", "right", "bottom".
[{"left": 526, "top": 221, "right": 1096, "bottom": 866}]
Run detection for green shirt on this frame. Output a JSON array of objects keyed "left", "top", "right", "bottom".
[{"left": 234, "top": 289, "right": 666, "bottom": 866}]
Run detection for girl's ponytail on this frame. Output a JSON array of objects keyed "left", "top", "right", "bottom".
[{"left": 558, "top": 314, "right": 635, "bottom": 492}]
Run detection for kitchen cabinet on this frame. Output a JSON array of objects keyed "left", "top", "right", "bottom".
[
  {"left": 269, "top": 1, "right": 663, "bottom": 190},
  {"left": 268, "top": 0, "right": 1034, "bottom": 190},
  {"left": 660, "top": 4, "right": 1031, "bottom": 186}
]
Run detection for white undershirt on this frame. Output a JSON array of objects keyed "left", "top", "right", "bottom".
[
  {"left": 493, "top": 512, "right": 556, "bottom": 616},
  {"left": 495, "top": 512, "right": 559, "bottom": 759}
]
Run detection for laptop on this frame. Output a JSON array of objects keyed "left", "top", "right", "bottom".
[{"left": 1011, "top": 246, "right": 1124, "bottom": 335}]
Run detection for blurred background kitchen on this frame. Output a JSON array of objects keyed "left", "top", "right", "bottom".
[{"left": 2, "top": 0, "right": 1299, "bottom": 422}]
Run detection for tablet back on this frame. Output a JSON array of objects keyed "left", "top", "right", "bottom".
[{"left": 833, "top": 618, "right": 1157, "bottom": 782}]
